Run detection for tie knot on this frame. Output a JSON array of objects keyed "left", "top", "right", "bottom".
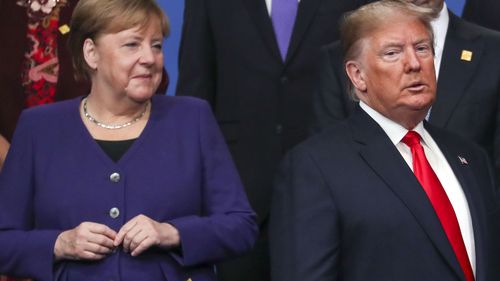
[{"left": 402, "top": 131, "right": 421, "bottom": 148}]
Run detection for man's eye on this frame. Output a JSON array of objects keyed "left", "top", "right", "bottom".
[
  {"left": 383, "top": 50, "right": 400, "bottom": 58},
  {"left": 417, "top": 46, "right": 429, "bottom": 52},
  {"left": 416, "top": 45, "right": 433, "bottom": 56}
]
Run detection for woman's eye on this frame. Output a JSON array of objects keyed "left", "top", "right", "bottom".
[{"left": 124, "top": 42, "right": 139, "bottom": 48}]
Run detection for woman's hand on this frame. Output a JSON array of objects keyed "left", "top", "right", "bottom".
[
  {"left": 54, "top": 222, "right": 117, "bottom": 261},
  {"left": 114, "top": 214, "right": 180, "bottom": 256},
  {"left": 0, "top": 134, "right": 9, "bottom": 171}
]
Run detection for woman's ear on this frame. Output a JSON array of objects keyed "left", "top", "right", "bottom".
[
  {"left": 83, "top": 38, "right": 98, "bottom": 70},
  {"left": 345, "top": 60, "right": 367, "bottom": 92}
]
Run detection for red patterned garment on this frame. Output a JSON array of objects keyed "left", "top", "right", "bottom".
[
  {"left": 21, "top": 0, "right": 66, "bottom": 108},
  {"left": 1, "top": 3, "right": 58, "bottom": 281},
  {"left": 0, "top": 0, "right": 58, "bottom": 275}
]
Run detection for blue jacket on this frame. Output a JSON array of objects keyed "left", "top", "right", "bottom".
[{"left": 0, "top": 95, "right": 258, "bottom": 281}]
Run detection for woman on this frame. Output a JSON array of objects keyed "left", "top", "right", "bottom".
[{"left": 0, "top": 0, "right": 257, "bottom": 280}]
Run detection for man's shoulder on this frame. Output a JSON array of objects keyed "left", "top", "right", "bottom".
[
  {"left": 426, "top": 122, "right": 486, "bottom": 158},
  {"left": 292, "top": 122, "right": 354, "bottom": 159},
  {"left": 451, "top": 14, "right": 500, "bottom": 44},
  {"left": 321, "top": 40, "right": 343, "bottom": 59}
]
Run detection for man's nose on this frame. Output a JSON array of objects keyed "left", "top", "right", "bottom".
[{"left": 403, "top": 49, "right": 422, "bottom": 72}]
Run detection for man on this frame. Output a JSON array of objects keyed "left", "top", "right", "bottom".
[
  {"left": 463, "top": 0, "right": 500, "bottom": 32},
  {"left": 311, "top": 0, "right": 500, "bottom": 185},
  {"left": 270, "top": 1, "right": 500, "bottom": 280},
  {"left": 176, "top": 0, "right": 372, "bottom": 280}
]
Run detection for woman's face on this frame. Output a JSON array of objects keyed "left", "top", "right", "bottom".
[{"left": 84, "top": 19, "right": 164, "bottom": 102}]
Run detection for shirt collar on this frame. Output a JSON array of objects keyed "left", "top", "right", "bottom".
[
  {"left": 359, "top": 101, "right": 425, "bottom": 145},
  {"left": 432, "top": 3, "right": 449, "bottom": 55}
]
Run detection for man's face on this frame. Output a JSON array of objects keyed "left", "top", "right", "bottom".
[
  {"left": 347, "top": 15, "right": 436, "bottom": 128},
  {"left": 408, "top": 0, "right": 444, "bottom": 10}
]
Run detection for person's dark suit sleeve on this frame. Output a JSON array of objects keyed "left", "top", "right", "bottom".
[
  {"left": 176, "top": 0, "right": 216, "bottom": 105},
  {"left": 310, "top": 43, "right": 355, "bottom": 135},
  {"left": 494, "top": 87, "right": 500, "bottom": 190},
  {"left": 269, "top": 146, "right": 340, "bottom": 281}
]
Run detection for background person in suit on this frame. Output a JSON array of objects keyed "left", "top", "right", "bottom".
[
  {"left": 0, "top": 0, "right": 257, "bottom": 280},
  {"left": 462, "top": 0, "right": 500, "bottom": 32},
  {"left": 270, "top": 1, "right": 500, "bottom": 280},
  {"left": 176, "top": 0, "right": 372, "bottom": 279},
  {"left": 311, "top": 0, "right": 500, "bottom": 185}
]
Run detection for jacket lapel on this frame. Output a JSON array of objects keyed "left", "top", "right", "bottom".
[
  {"left": 426, "top": 124, "right": 490, "bottom": 281},
  {"left": 349, "top": 108, "right": 466, "bottom": 281},
  {"left": 285, "top": 0, "right": 323, "bottom": 63},
  {"left": 241, "top": 0, "right": 282, "bottom": 62},
  {"left": 430, "top": 12, "right": 484, "bottom": 127}
]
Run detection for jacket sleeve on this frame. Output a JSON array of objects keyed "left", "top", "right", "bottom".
[
  {"left": 0, "top": 111, "right": 60, "bottom": 281},
  {"left": 176, "top": 0, "right": 217, "bottom": 107},
  {"left": 168, "top": 101, "right": 258, "bottom": 266},
  {"left": 269, "top": 145, "right": 340, "bottom": 281}
]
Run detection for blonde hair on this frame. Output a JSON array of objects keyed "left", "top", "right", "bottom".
[{"left": 68, "top": 0, "right": 170, "bottom": 81}]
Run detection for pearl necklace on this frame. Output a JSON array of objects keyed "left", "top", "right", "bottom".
[{"left": 83, "top": 98, "right": 149, "bottom": 130}]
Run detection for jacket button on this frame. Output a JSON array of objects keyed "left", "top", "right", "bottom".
[
  {"left": 109, "top": 207, "right": 120, "bottom": 219},
  {"left": 109, "top": 172, "right": 120, "bottom": 183},
  {"left": 280, "top": 76, "right": 288, "bottom": 84}
]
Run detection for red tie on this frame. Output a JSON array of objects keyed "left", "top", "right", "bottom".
[{"left": 402, "top": 131, "right": 474, "bottom": 281}]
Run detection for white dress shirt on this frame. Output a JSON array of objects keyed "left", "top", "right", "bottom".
[
  {"left": 432, "top": 3, "right": 450, "bottom": 80},
  {"left": 360, "top": 101, "right": 476, "bottom": 274},
  {"left": 265, "top": 0, "right": 300, "bottom": 15}
]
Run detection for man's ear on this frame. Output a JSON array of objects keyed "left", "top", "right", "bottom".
[
  {"left": 83, "top": 38, "right": 98, "bottom": 70},
  {"left": 345, "top": 60, "right": 367, "bottom": 92}
]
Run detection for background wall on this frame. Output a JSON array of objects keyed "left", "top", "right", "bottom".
[
  {"left": 159, "top": 1, "right": 184, "bottom": 96},
  {"left": 447, "top": 0, "right": 467, "bottom": 15}
]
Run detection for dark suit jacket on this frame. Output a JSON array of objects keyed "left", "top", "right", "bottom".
[
  {"left": 0, "top": 96, "right": 257, "bottom": 281},
  {"left": 176, "top": 1, "right": 373, "bottom": 279},
  {"left": 311, "top": 11, "right": 500, "bottom": 184},
  {"left": 177, "top": 0, "right": 372, "bottom": 225},
  {"left": 270, "top": 106, "right": 500, "bottom": 281},
  {"left": 463, "top": 0, "right": 500, "bottom": 32}
]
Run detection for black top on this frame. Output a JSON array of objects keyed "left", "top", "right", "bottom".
[{"left": 95, "top": 138, "right": 136, "bottom": 162}]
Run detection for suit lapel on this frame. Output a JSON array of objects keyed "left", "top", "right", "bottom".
[
  {"left": 241, "top": 0, "right": 282, "bottom": 62},
  {"left": 426, "top": 125, "right": 489, "bottom": 281},
  {"left": 430, "top": 12, "right": 484, "bottom": 127},
  {"left": 348, "top": 109, "right": 466, "bottom": 281},
  {"left": 285, "top": 0, "right": 323, "bottom": 63}
]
